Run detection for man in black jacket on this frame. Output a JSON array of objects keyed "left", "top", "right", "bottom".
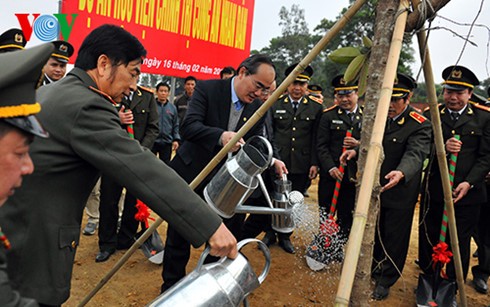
[{"left": 162, "top": 54, "right": 276, "bottom": 291}]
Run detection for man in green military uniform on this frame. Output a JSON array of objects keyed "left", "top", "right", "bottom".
[
  {"left": 0, "top": 43, "right": 54, "bottom": 307},
  {"left": 317, "top": 75, "right": 362, "bottom": 240},
  {"left": 263, "top": 63, "right": 323, "bottom": 253},
  {"left": 0, "top": 24, "right": 237, "bottom": 306},
  {"left": 419, "top": 66, "right": 490, "bottom": 294},
  {"left": 342, "top": 73, "right": 432, "bottom": 300},
  {"left": 0, "top": 28, "right": 26, "bottom": 53},
  {"left": 42, "top": 40, "right": 74, "bottom": 85}
]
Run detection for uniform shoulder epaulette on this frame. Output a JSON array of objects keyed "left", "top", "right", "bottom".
[
  {"left": 409, "top": 111, "right": 427, "bottom": 124},
  {"left": 138, "top": 85, "right": 154, "bottom": 94},
  {"left": 323, "top": 104, "right": 338, "bottom": 113},
  {"left": 472, "top": 102, "right": 490, "bottom": 112},
  {"left": 88, "top": 86, "right": 117, "bottom": 106},
  {"left": 308, "top": 95, "right": 323, "bottom": 104},
  {"left": 278, "top": 93, "right": 287, "bottom": 99}
]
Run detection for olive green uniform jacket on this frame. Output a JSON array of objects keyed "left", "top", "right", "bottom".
[{"left": 0, "top": 68, "right": 222, "bottom": 305}]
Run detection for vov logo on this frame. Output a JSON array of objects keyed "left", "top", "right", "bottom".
[{"left": 15, "top": 13, "right": 78, "bottom": 42}]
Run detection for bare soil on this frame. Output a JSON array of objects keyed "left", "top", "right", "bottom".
[{"left": 67, "top": 179, "right": 489, "bottom": 306}]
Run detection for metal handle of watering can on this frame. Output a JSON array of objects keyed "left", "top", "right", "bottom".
[
  {"left": 248, "top": 136, "right": 273, "bottom": 167},
  {"left": 256, "top": 174, "right": 274, "bottom": 209},
  {"left": 236, "top": 238, "right": 271, "bottom": 284},
  {"left": 195, "top": 239, "right": 271, "bottom": 284}
]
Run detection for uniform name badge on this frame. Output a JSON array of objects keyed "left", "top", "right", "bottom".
[
  {"left": 276, "top": 110, "right": 286, "bottom": 114},
  {"left": 332, "top": 119, "right": 343, "bottom": 124}
]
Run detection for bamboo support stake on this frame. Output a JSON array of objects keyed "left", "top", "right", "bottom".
[
  {"left": 77, "top": 0, "right": 368, "bottom": 305},
  {"left": 334, "top": 0, "right": 410, "bottom": 305},
  {"left": 413, "top": 1, "right": 467, "bottom": 302}
]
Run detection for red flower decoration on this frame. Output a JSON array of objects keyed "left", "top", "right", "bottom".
[{"left": 432, "top": 242, "right": 453, "bottom": 265}]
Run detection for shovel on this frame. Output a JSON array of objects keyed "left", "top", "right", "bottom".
[
  {"left": 305, "top": 129, "right": 352, "bottom": 270},
  {"left": 416, "top": 135, "right": 459, "bottom": 306}
]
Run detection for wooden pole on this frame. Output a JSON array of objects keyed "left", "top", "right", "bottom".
[
  {"left": 334, "top": 0, "right": 410, "bottom": 305},
  {"left": 413, "top": 0, "right": 467, "bottom": 303},
  {"left": 77, "top": 0, "right": 368, "bottom": 305}
]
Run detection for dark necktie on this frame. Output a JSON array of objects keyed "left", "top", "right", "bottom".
[
  {"left": 348, "top": 112, "right": 355, "bottom": 124},
  {"left": 292, "top": 101, "right": 299, "bottom": 112},
  {"left": 450, "top": 112, "right": 460, "bottom": 122}
]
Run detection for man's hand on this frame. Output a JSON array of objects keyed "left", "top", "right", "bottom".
[
  {"left": 381, "top": 170, "right": 404, "bottom": 192},
  {"left": 453, "top": 181, "right": 471, "bottom": 203},
  {"left": 220, "top": 131, "right": 245, "bottom": 152},
  {"left": 172, "top": 141, "right": 179, "bottom": 151},
  {"left": 340, "top": 149, "right": 357, "bottom": 165},
  {"left": 343, "top": 136, "right": 360, "bottom": 149},
  {"left": 273, "top": 159, "right": 288, "bottom": 178},
  {"left": 445, "top": 137, "right": 462, "bottom": 154},
  {"left": 329, "top": 167, "right": 343, "bottom": 181},
  {"left": 208, "top": 223, "right": 238, "bottom": 259},
  {"left": 119, "top": 106, "right": 134, "bottom": 125},
  {"left": 309, "top": 165, "right": 318, "bottom": 179}
]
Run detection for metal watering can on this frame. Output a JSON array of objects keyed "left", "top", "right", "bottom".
[
  {"left": 147, "top": 239, "right": 271, "bottom": 307},
  {"left": 204, "top": 136, "right": 273, "bottom": 218},
  {"left": 234, "top": 175, "right": 303, "bottom": 233}
]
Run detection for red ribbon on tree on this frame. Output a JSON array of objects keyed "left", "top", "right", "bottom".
[
  {"left": 134, "top": 199, "right": 155, "bottom": 229},
  {"left": 431, "top": 242, "right": 453, "bottom": 278}
]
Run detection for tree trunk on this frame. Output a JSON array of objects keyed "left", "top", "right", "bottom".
[
  {"left": 350, "top": 0, "right": 400, "bottom": 305},
  {"left": 405, "top": 0, "right": 451, "bottom": 32}
]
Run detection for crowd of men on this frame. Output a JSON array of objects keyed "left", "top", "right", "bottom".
[{"left": 0, "top": 24, "right": 489, "bottom": 306}]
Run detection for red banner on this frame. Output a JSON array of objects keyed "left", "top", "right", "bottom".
[{"left": 62, "top": 0, "right": 254, "bottom": 80}]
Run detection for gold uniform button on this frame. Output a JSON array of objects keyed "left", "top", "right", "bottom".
[
  {"left": 292, "top": 148, "right": 295, "bottom": 151},
  {"left": 280, "top": 116, "right": 283, "bottom": 120},
  {"left": 292, "top": 138, "right": 295, "bottom": 141},
  {"left": 306, "top": 117, "right": 310, "bottom": 120},
  {"left": 142, "top": 110, "right": 146, "bottom": 113},
  {"left": 292, "top": 127, "right": 296, "bottom": 131},
  {"left": 471, "top": 131, "right": 475, "bottom": 134},
  {"left": 393, "top": 138, "right": 397, "bottom": 142},
  {"left": 451, "top": 130, "right": 455, "bottom": 135},
  {"left": 71, "top": 241, "right": 77, "bottom": 248},
  {"left": 294, "top": 117, "right": 297, "bottom": 121},
  {"left": 336, "top": 127, "right": 340, "bottom": 130}
]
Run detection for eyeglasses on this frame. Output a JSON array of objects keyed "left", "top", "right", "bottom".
[{"left": 246, "top": 70, "right": 271, "bottom": 95}]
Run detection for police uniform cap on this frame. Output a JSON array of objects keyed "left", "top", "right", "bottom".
[
  {"left": 51, "top": 40, "right": 74, "bottom": 63},
  {"left": 331, "top": 75, "right": 358, "bottom": 95},
  {"left": 469, "top": 93, "right": 487, "bottom": 105},
  {"left": 0, "top": 43, "right": 55, "bottom": 137},
  {"left": 442, "top": 65, "right": 479, "bottom": 91},
  {"left": 308, "top": 84, "right": 323, "bottom": 94},
  {"left": 0, "top": 28, "right": 26, "bottom": 53},
  {"left": 285, "top": 63, "right": 313, "bottom": 82},
  {"left": 392, "top": 73, "right": 416, "bottom": 98}
]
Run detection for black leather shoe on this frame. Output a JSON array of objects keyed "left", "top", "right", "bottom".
[
  {"left": 95, "top": 250, "right": 115, "bottom": 263},
  {"left": 472, "top": 276, "right": 488, "bottom": 294},
  {"left": 261, "top": 232, "right": 276, "bottom": 247},
  {"left": 278, "top": 238, "right": 295, "bottom": 254},
  {"left": 372, "top": 284, "right": 390, "bottom": 300}
]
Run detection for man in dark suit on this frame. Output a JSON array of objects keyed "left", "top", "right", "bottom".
[
  {"left": 419, "top": 66, "right": 490, "bottom": 291},
  {"left": 0, "top": 43, "right": 53, "bottom": 307},
  {"left": 42, "top": 40, "right": 74, "bottom": 85},
  {"left": 95, "top": 85, "right": 159, "bottom": 262},
  {"left": 263, "top": 63, "right": 324, "bottom": 253},
  {"left": 161, "top": 54, "right": 276, "bottom": 291},
  {"left": 0, "top": 25, "right": 237, "bottom": 306}
]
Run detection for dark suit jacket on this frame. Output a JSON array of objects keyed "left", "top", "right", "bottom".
[
  {"left": 127, "top": 86, "right": 159, "bottom": 148},
  {"left": 271, "top": 95, "right": 323, "bottom": 174},
  {"left": 0, "top": 68, "right": 222, "bottom": 305},
  {"left": 171, "top": 78, "right": 265, "bottom": 187},
  {"left": 381, "top": 106, "right": 432, "bottom": 209},
  {"left": 424, "top": 103, "right": 490, "bottom": 205}
]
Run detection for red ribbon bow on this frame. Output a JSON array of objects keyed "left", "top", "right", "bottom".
[{"left": 134, "top": 200, "right": 155, "bottom": 228}]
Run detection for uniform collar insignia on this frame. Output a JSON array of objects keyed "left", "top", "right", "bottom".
[{"left": 397, "top": 117, "right": 405, "bottom": 125}]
